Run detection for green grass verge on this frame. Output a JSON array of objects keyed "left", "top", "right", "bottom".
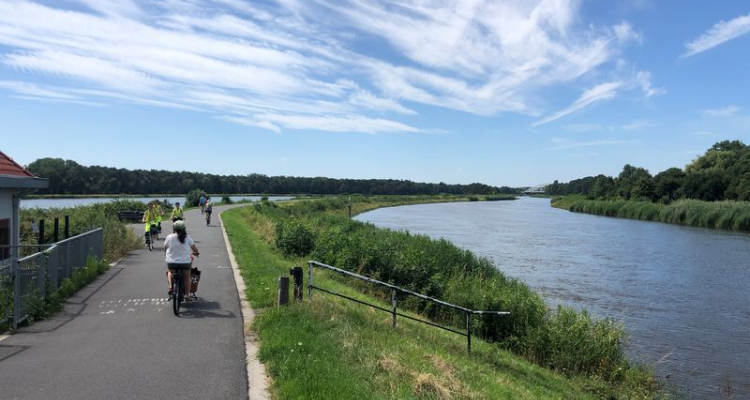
[{"left": 222, "top": 197, "right": 670, "bottom": 400}]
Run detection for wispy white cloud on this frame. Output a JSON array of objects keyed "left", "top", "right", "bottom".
[
  {"left": 0, "top": 80, "right": 81, "bottom": 100},
  {"left": 622, "top": 119, "right": 658, "bottom": 131},
  {"left": 537, "top": 138, "right": 641, "bottom": 152},
  {"left": 532, "top": 81, "right": 623, "bottom": 127},
  {"left": 635, "top": 71, "right": 665, "bottom": 98},
  {"left": 531, "top": 66, "right": 664, "bottom": 127},
  {"left": 0, "top": 0, "right": 641, "bottom": 134},
  {"left": 73, "top": 0, "right": 142, "bottom": 18},
  {"left": 221, "top": 113, "right": 423, "bottom": 134},
  {"left": 563, "top": 123, "right": 611, "bottom": 132},
  {"left": 348, "top": 89, "right": 417, "bottom": 115},
  {"left": 683, "top": 12, "right": 750, "bottom": 57},
  {"left": 614, "top": 21, "right": 643, "bottom": 44},
  {"left": 702, "top": 105, "right": 740, "bottom": 117}
]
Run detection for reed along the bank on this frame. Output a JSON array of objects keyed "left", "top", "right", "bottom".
[{"left": 552, "top": 195, "right": 750, "bottom": 231}]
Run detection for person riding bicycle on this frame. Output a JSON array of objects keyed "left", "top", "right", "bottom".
[
  {"left": 154, "top": 200, "right": 164, "bottom": 233},
  {"left": 170, "top": 201, "right": 184, "bottom": 222},
  {"left": 164, "top": 220, "right": 199, "bottom": 300},
  {"left": 142, "top": 202, "right": 159, "bottom": 240},
  {"left": 205, "top": 199, "right": 213, "bottom": 225},
  {"left": 199, "top": 194, "right": 206, "bottom": 214}
]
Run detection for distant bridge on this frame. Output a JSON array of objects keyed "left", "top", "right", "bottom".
[{"left": 522, "top": 184, "right": 548, "bottom": 195}]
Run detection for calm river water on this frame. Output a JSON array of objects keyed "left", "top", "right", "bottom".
[
  {"left": 20, "top": 195, "right": 293, "bottom": 209},
  {"left": 356, "top": 197, "right": 750, "bottom": 399}
]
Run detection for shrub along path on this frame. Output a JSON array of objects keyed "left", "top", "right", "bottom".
[{"left": 0, "top": 205, "right": 253, "bottom": 400}]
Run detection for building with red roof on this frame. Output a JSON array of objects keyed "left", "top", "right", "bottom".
[{"left": 1, "top": 151, "right": 48, "bottom": 265}]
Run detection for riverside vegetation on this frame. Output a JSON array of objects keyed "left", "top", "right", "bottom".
[
  {"left": 222, "top": 195, "right": 670, "bottom": 399},
  {"left": 548, "top": 141, "right": 750, "bottom": 231},
  {"left": 552, "top": 195, "right": 750, "bottom": 231}
]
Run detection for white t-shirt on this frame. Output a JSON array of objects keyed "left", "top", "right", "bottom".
[{"left": 164, "top": 233, "right": 195, "bottom": 264}]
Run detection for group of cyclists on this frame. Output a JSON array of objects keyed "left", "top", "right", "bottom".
[{"left": 141, "top": 196, "right": 213, "bottom": 304}]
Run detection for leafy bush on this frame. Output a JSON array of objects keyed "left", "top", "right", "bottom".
[
  {"left": 275, "top": 220, "right": 316, "bottom": 257},
  {"left": 185, "top": 189, "right": 206, "bottom": 208},
  {"left": 222, "top": 193, "right": 233, "bottom": 204}
]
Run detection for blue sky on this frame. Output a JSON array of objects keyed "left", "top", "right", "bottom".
[{"left": 0, "top": 0, "right": 749, "bottom": 188}]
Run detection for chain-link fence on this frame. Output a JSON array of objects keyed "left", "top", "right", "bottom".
[{"left": 1, "top": 228, "right": 103, "bottom": 330}]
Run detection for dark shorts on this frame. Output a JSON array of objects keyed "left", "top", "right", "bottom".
[{"left": 167, "top": 263, "right": 192, "bottom": 270}]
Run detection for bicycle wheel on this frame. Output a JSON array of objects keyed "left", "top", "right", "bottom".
[{"left": 172, "top": 279, "right": 181, "bottom": 316}]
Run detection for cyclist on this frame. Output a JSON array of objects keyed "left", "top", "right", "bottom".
[
  {"left": 142, "top": 202, "right": 159, "bottom": 241},
  {"left": 170, "top": 201, "right": 184, "bottom": 222},
  {"left": 199, "top": 194, "right": 206, "bottom": 214},
  {"left": 205, "top": 199, "right": 213, "bottom": 225},
  {"left": 154, "top": 200, "right": 164, "bottom": 234},
  {"left": 164, "top": 220, "right": 199, "bottom": 299}
]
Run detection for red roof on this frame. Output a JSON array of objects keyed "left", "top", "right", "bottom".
[{"left": 0, "top": 151, "right": 35, "bottom": 178}]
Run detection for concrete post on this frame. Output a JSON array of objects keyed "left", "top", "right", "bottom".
[{"left": 278, "top": 276, "right": 289, "bottom": 306}]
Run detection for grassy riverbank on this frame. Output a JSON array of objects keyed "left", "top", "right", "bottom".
[
  {"left": 222, "top": 195, "right": 668, "bottom": 399},
  {"left": 552, "top": 195, "right": 750, "bottom": 231}
]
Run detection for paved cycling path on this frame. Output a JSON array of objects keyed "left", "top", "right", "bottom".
[{"left": 0, "top": 205, "right": 262, "bottom": 400}]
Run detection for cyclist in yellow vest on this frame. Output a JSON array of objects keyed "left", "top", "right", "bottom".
[
  {"left": 154, "top": 200, "right": 164, "bottom": 235},
  {"left": 142, "top": 202, "right": 159, "bottom": 240},
  {"left": 171, "top": 201, "right": 184, "bottom": 222}
]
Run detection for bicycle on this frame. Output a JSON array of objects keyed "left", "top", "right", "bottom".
[
  {"left": 145, "top": 230, "right": 153, "bottom": 251},
  {"left": 169, "top": 253, "right": 198, "bottom": 316},
  {"left": 205, "top": 211, "right": 211, "bottom": 226},
  {"left": 145, "top": 222, "right": 159, "bottom": 251},
  {"left": 170, "top": 267, "right": 185, "bottom": 315}
]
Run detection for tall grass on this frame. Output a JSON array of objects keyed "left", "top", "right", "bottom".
[
  {"left": 244, "top": 196, "right": 658, "bottom": 391},
  {"left": 20, "top": 199, "right": 144, "bottom": 261},
  {"left": 223, "top": 203, "right": 669, "bottom": 399},
  {"left": 553, "top": 196, "right": 750, "bottom": 231}
]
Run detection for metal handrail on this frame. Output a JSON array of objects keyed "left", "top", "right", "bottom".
[
  {"left": 307, "top": 260, "right": 509, "bottom": 354},
  {"left": 2, "top": 228, "right": 104, "bottom": 329}
]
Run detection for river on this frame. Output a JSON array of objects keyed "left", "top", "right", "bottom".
[
  {"left": 355, "top": 197, "right": 750, "bottom": 399},
  {"left": 20, "top": 195, "right": 294, "bottom": 209}
]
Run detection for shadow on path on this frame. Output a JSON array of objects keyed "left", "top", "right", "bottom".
[{"left": 177, "top": 300, "right": 236, "bottom": 319}]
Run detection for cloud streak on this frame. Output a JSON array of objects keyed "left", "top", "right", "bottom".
[
  {"left": 702, "top": 105, "right": 739, "bottom": 117},
  {"left": 532, "top": 81, "right": 623, "bottom": 127},
  {"left": 684, "top": 12, "right": 750, "bottom": 57},
  {"left": 0, "top": 0, "right": 640, "bottom": 134}
]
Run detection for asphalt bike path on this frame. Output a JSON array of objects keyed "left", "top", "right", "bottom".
[{"left": 0, "top": 205, "right": 252, "bottom": 400}]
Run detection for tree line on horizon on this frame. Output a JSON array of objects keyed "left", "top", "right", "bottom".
[
  {"left": 547, "top": 140, "right": 750, "bottom": 202},
  {"left": 26, "top": 158, "right": 516, "bottom": 196}
]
